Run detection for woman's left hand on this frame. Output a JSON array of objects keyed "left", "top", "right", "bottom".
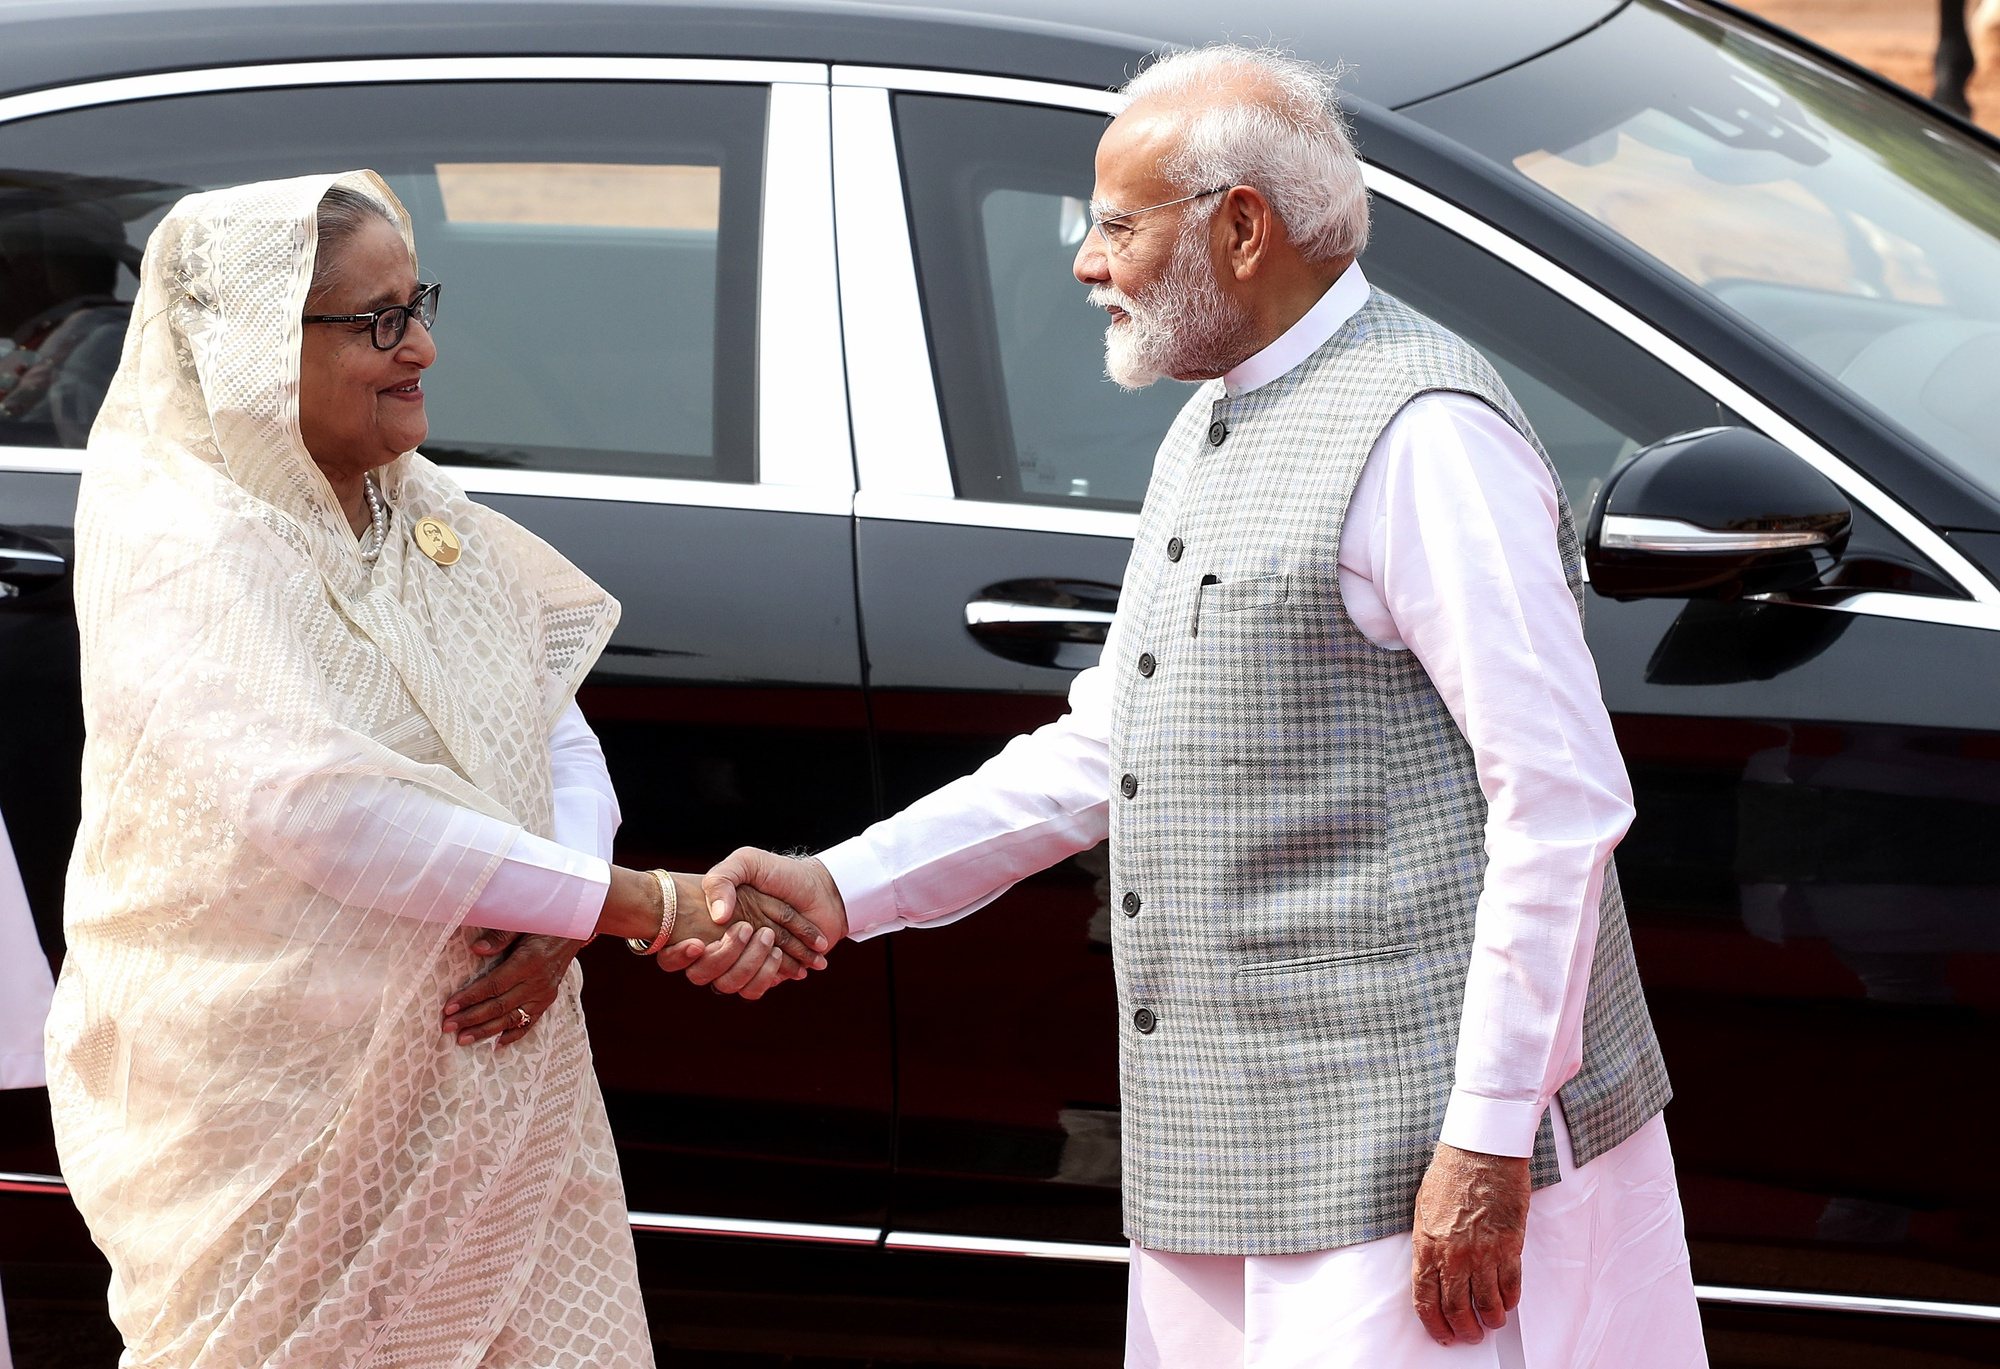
[{"left": 441, "top": 931, "right": 586, "bottom": 1047}]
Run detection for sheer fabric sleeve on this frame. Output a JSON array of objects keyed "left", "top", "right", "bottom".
[
  {"left": 269, "top": 703, "right": 615, "bottom": 942},
  {"left": 458, "top": 702, "right": 616, "bottom": 939}
]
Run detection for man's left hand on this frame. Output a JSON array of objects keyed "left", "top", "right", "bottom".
[{"left": 1411, "top": 1141, "right": 1531, "bottom": 1345}]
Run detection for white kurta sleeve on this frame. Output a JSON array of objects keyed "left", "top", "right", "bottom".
[
  {"left": 460, "top": 700, "right": 616, "bottom": 938},
  {"left": 1351, "top": 392, "right": 1636, "bottom": 1158},
  {"left": 817, "top": 617, "right": 1118, "bottom": 939},
  {"left": 273, "top": 702, "right": 614, "bottom": 942}
]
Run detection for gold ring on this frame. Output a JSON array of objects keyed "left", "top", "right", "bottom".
[{"left": 513, "top": 1007, "right": 532, "bottom": 1029}]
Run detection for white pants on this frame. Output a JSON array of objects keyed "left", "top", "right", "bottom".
[{"left": 1126, "top": 1107, "right": 1707, "bottom": 1368}]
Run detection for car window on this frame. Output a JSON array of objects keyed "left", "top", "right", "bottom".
[
  {"left": 1362, "top": 198, "right": 1738, "bottom": 515},
  {"left": 0, "top": 81, "right": 764, "bottom": 481},
  {"left": 896, "top": 94, "right": 1186, "bottom": 509},
  {"left": 895, "top": 92, "right": 1741, "bottom": 520},
  {"left": 1406, "top": 0, "right": 2000, "bottom": 502}
]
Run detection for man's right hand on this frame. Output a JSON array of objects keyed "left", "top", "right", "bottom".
[{"left": 690, "top": 848, "right": 849, "bottom": 999}]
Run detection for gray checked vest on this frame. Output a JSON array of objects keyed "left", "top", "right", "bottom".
[{"left": 1107, "top": 289, "right": 1673, "bottom": 1255}]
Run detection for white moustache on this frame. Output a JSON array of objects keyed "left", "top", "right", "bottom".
[{"left": 1088, "top": 286, "right": 1135, "bottom": 312}]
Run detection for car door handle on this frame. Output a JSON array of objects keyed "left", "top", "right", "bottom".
[
  {"left": 964, "top": 599, "right": 1116, "bottom": 642},
  {"left": 0, "top": 532, "right": 69, "bottom": 601},
  {"left": 961, "top": 579, "right": 1121, "bottom": 670}
]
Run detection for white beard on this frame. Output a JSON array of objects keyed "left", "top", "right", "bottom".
[{"left": 1090, "top": 223, "right": 1259, "bottom": 390}]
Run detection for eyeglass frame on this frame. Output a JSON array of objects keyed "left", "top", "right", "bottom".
[
  {"left": 1086, "top": 186, "right": 1235, "bottom": 253},
  {"left": 303, "top": 281, "right": 442, "bottom": 351}
]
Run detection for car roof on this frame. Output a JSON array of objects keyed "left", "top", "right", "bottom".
[{"left": 0, "top": 0, "right": 1625, "bottom": 109}]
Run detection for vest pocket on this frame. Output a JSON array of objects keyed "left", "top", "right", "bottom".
[
  {"left": 1235, "top": 943, "right": 1417, "bottom": 976},
  {"left": 1190, "top": 572, "right": 1290, "bottom": 636}
]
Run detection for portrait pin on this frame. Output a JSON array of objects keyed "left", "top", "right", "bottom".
[{"left": 414, "top": 517, "right": 461, "bottom": 566}]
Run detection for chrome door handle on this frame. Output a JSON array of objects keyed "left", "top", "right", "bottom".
[
  {"left": 0, "top": 533, "right": 68, "bottom": 601},
  {"left": 964, "top": 600, "right": 1116, "bottom": 641},
  {"left": 961, "top": 579, "right": 1121, "bottom": 670}
]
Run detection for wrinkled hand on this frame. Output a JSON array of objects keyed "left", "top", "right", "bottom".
[
  {"left": 691, "top": 848, "right": 849, "bottom": 999},
  {"left": 662, "top": 868, "right": 829, "bottom": 975},
  {"left": 1411, "top": 1142, "right": 1531, "bottom": 1345},
  {"left": 593, "top": 867, "right": 827, "bottom": 980},
  {"left": 441, "top": 931, "right": 587, "bottom": 1047}
]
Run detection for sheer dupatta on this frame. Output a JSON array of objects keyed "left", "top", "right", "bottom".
[{"left": 46, "top": 172, "right": 644, "bottom": 1366}]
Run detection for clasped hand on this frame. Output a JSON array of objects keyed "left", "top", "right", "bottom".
[{"left": 441, "top": 858, "right": 840, "bottom": 1043}]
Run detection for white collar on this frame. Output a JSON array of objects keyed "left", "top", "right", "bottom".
[{"left": 1222, "top": 261, "right": 1370, "bottom": 398}]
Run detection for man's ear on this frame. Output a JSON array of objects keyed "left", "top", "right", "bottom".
[{"left": 1222, "top": 185, "right": 1276, "bottom": 281}]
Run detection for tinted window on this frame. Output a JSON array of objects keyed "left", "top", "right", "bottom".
[
  {"left": 895, "top": 93, "right": 1737, "bottom": 519},
  {"left": 1364, "top": 198, "right": 1736, "bottom": 513},
  {"left": 1407, "top": 0, "right": 2000, "bottom": 500},
  {"left": 0, "top": 82, "right": 764, "bottom": 481},
  {"left": 897, "top": 95, "right": 1185, "bottom": 509}
]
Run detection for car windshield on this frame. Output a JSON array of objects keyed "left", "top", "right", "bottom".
[{"left": 1407, "top": 0, "right": 2000, "bottom": 496}]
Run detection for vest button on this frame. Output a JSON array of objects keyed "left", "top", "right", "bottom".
[
  {"left": 1137, "top": 651, "right": 1156, "bottom": 677},
  {"left": 1166, "top": 537, "right": 1184, "bottom": 562},
  {"left": 1207, "top": 420, "right": 1227, "bottom": 447},
  {"left": 1120, "top": 773, "right": 1139, "bottom": 799},
  {"left": 1133, "top": 1007, "right": 1156, "bottom": 1034},
  {"left": 1122, "top": 891, "right": 1141, "bottom": 916}
]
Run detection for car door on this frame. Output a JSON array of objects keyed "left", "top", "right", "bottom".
[
  {"left": 841, "top": 64, "right": 2000, "bottom": 1357},
  {"left": 833, "top": 72, "right": 1164, "bottom": 1261},
  {"left": 0, "top": 61, "right": 893, "bottom": 1260}
]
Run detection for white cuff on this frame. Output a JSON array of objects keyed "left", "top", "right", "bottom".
[
  {"left": 1439, "top": 1088, "right": 1544, "bottom": 1158},
  {"left": 816, "top": 835, "right": 902, "bottom": 940}
]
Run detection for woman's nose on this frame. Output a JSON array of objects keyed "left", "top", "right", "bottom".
[{"left": 400, "top": 318, "right": 438, "bottom": 367}]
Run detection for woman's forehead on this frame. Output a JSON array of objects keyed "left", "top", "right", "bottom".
[{"left": 323, "top": 216, "right": 417, "bottom": 306}]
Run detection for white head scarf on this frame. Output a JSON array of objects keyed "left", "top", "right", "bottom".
[{"left": 46, "top": 172, "right": 636, "bottom": 1364}]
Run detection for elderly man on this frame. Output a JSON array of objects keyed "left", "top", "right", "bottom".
[{"left": 698, "top": 44, "right": 1706, "bottom": 1369}]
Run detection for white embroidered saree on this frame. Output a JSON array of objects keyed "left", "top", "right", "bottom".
[{"left": 45, "top": 172, "right": 651, "bottom": 1367}]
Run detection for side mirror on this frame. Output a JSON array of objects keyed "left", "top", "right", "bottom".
[{"left": 1584, "top": 427, "right": 1852, "bottom": 601}]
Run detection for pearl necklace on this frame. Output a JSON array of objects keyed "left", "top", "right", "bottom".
[{"left": 359, "top": 471, "right": 388, "bottom": 564}]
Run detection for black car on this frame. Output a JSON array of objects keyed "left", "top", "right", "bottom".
[{"left": 3, "top": 1, "right": 1998, "bottom": 1363}]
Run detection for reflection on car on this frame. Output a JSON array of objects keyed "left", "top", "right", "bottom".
[{"left": 2, "top": 0, "right": 1999, "bottom": 1363}]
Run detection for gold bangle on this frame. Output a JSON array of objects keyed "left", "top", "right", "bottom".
[{"left": 626, "top": 869, "right": 678, "bottom": 955}]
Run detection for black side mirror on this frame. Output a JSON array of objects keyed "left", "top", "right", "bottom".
[{"left": 1584, "top": 427, "right": 1852, "bottom": 601}]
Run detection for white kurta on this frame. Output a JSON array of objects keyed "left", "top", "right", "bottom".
[
  {"left": 815, "top": 266, "right": 1706, "bottom": 1366},
  {"left": 0, "top": 808, "right": 53, "bottom": 1089},
  {"left": 1, "top": 807, "right": 54, "bottom": 1369}
]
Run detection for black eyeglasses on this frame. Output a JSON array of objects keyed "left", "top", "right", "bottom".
[{"left": 303, "top": 281, "right": 442, "bottom": 350}]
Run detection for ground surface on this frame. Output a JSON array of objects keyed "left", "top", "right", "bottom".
[{"left": 1738, "top": 0, "right": 2000, "bottom": 133}]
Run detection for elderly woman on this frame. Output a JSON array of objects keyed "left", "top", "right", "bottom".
[{"left": 43, "top": 171, "right": 820, "bottom": 1367}]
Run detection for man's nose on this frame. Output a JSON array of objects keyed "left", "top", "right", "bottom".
[{"left": 1074, "top": 231, "right": 1109, "bottom": 285}]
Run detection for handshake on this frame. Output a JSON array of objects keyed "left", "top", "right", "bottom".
[
  {"left": 442, "top": 848, "right": 845, "bottom": 1047},
  {"left": 632, "top": 848, "right": 850, "bottom": 997}
]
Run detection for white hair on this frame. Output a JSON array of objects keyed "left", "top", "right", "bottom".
[{"left": 1119, "top": 44, "right": 1370, "bottom": 262}]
